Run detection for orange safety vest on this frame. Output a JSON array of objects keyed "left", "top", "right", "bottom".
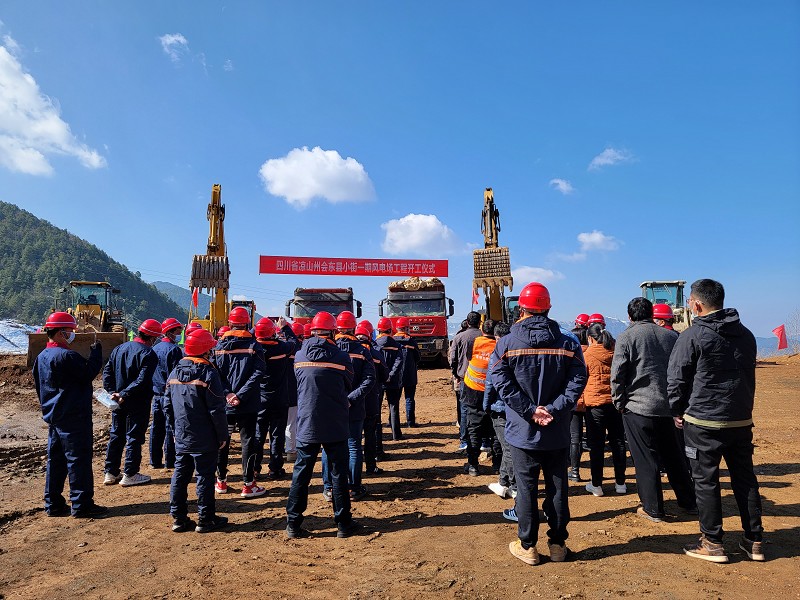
[{"left": 464, "top": 335, "right": 497, "bottom": 392}]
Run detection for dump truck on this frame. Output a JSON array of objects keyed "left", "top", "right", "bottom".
[
  {"left": 640, "top": 280, "right": 692, "bottom": 332},
  {"left": 473, "top": 188, "right": 514, "bottom": 323},
  {"left": 378, "top": 277, "right": 454, "bottom": 366},
  {"left": 26, "top": 281, "right": 128, "bottom": 367},
  {"left": 285, "top": 288, "right": 362, "bottom": 325}
]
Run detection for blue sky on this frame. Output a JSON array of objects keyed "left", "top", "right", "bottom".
[{"left": 1, "top": 2, "right": 798, "bottom": 336}]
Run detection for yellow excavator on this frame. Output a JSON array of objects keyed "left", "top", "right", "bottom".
[
  {"left": 26, "top": 281, "right": 128, "bottom": 367},
  {"left": 473, "top": 188, "right": 514, "bottom": 322}
]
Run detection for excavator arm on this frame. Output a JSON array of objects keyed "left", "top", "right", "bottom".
[{"left": 473, "top": 188, "right": 513, "bottom": 321}]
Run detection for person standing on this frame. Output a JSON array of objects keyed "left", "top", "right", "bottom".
[
  {"left": 164, "top": 329, "right": 229, "bottom": 533},
  {"left": 284, "top": 321, "right": 305, "bottom": 464},
  {"left": 149, "top": 318, "right": 184, "bottom": 470},
  {"left": 355, "top": 320, "right": 388, "bottom": 475},
  {"left": 611, "top": 298, "right": 697, "bottom": 522},
  {"left": 668, "top": 279, "right": 763, "bottom": 563},
  {"left": 491, "top": 283, "right": 587, "bottom": 565},
  {"left": 450, "top": 312, "right": 482, "bottom": 452},
  {"left": 103, "top": 319, "right": 161, "bottom": 487},
  {"left": 212, "top": 306, "right": 266, "bottom": 498},
  {"left": 484, "top": 321, "right": 515, "bottom": 499},
  {"left": 375, "top": 317, "right": 404, "bottom": 446},
  {"left": 393, "top": 318, "right": 421, "bottom": 427},
  {"left": 568, "top": 324, "right": 588, "bottom": 483},
  {"left": 285, "top": 311, "right": 360, "bottom": 539},
  {"left": 33, "top": 312, "right": 106, "bottom": 518},
  {"left": 653, "top": 304, "right": 678, "bottom": 331}
]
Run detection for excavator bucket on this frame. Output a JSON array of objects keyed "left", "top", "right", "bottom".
[
  {"left": 473, "top": 247, "right": 513, "bottom": 294},
  {"left": 190, "top": 255, "right": 230, "bottom": 292},
  {"left": 26, "top": 332, "right": 127, "bottom": 368}
]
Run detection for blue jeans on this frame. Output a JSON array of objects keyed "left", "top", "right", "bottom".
[
  {"left": 150, "top": 395, "right": 175, "bottom": 468},
  {"left": 322, "top": 419, "right": 364, "bottom": 491},
  {"left": 45, "top": 421, "right": 94, "bottom": 514},
  {"left": 105, "top": 409, "right": 149, "bottom": 476},
  {"left": 286, "top": 440, "right": 352, "bottom": 530},
  {"left": 404, "top": 384, "right": 417, "bottom": 424},
  {"left": 170, "top": 451, "right": 217, "bottom": 523},
  {"left": 255, "top": 405, "right": 288, "bottom": 474}
]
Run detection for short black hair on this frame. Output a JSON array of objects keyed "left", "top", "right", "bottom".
[
  {"left": 690, "top": 279, "right": 725, "bottom": 310},
  {"left": 481, "top": 319, "right": 496, "bottom": 335},
  {"left": 138, "top": 332, "right": 157, "bottom": 343},
  {"left": 493, "top": 322, "right": 511, "bottom": 338},
  {"left": 628, "top": 297, "right": 653, "bottom": 322},
  {"left": 45, "top": 327, "right": 63, "bottom": 340},
  {"left": 466, "top": 311, "right": 481, "bottom": 328}
]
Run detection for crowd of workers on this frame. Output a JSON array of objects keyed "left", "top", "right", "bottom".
[{"left": 32, "top": 278, "right": 764, "bottom": 564}]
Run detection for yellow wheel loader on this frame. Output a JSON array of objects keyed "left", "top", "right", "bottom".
[
  {"left": 27, "top": 281, "right": 128, "bottom": 367},
  {"left": 640, "top": 280, "right": 693, "bottom": 332}
]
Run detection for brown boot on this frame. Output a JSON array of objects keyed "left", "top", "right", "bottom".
[
  {"left": 684, "top": 534, "right": 729, "bottom": 563},
  {"left": 509, "top": 539, "right": 540, "bottom": 565},
  {"left": 738, "top": 536, "right": 765, "bottom": 561}
]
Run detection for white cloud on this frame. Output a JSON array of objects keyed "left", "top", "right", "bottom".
[
  {"left": 549, "top": 178, "right": 574, "bottom": 195},
  {"left": 554, "top": 252, "right": 586, "bottom": 262},
  {"left": 223, "top": 59, "right": 234, "bottom": 71},
  {"left": 381, "top": 214, "right": 471, "bottom": 256},
  {"left": 512, "top": 266, "right": 565, "bottom": 285},
  {"left": 3, "top": 35, "right": 21, "bottom": 57},
  {"left": 0, "top": 37, "right": 107, "bottom": 176},
  {"left": 258, "top": 146, "right": 375, "bottom": 209},
  {"left": 197, "top": 52, "right": 208, "bottom": 74},
  {"left": 578, "top": 230, "right": 619, "bottom": 251},
  {"left": 159, "top": 33, "right": 189, "bottom": 63},
  {"left": 588, "top": 147, "right": 634, "bottom": 171},
  {"left": 231, "top": 295, "right": 250, "bottom": 302}
]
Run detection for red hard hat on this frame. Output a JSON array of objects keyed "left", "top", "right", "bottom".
[
  {"left": 575, "top": 314, "right": 590, "bottom": 327},
  {"left": 377, "top": 317, "right": 393, "bottom": 333},
  {"left": 186, "top": 323, "right": 204, "bottom": 334},
  {"left": 588, "top": 313, "right": 606, "bottom": 326},
  {"left": 311, "top": 311, "right": 337, "bottom": 331},
  {"left": 184, "top": 329, "right": 217, "bottom": 356},
  {"left": 216, "top": 326, "right": 230, "bottom": 337},
  {"left": 303, "top": 323, "right": 314, "bottom": 338},
  {"left": 518, "top": 283, "right": 551, "bottom": 311},
  {"left": 396, "top": 317, "right": 410, "bottom": 329},
  {"left": 161, "top": 318, "right": 182, "bottom": 333},
  {"left": 255, "top": 318, "right": 276, "bottom": 339},
  {"left": 139, "top": 319, "right": 163, "bottom": 337},
  {"left": 291, "top": 322, "right": 305, "bottom": 337},
  {"left": 336, "top": 311, "right": 357, "bottom": 329},
  {"left": 652, "top": 304, "right": 674, "bottom": 320},
  {"left": 355, "top": 321, "right": 372, "bottom": 337},
  {"left": 45, "top": 311, "right": 77, "bottom": 330},
  {"left": 228, "top": 306, "right": 251, "bottom": 325}
]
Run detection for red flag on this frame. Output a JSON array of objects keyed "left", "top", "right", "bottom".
[
  {"left": 472, "top": 288, "right": 479, "bottom": 305},
  {"left": 192, "top": 288, "right": 198, "bottom": 308},
  {"left": 772, "top": 324, "right": 788, "bottom": 350}
]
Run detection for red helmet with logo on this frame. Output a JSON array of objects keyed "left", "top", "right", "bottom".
[
  {"left": 139, "top": 319, "right": 163, "bottom": 337},
  {"left": 303, "top": 323, "right": 314, "bottom": 338},
  {"left": 228, "top": 306, "right": 251, "bottom": 325},
  {"left": 186, "top": 322, "right": 204, "bottom": 335},
  {"left": 355, "top": 320, "right": 374, "bottom": 337},
  {"left": 575, "top": 314, "right": 590, "bottom": 327},
  {"left": 652, "top": 304, "right": 674, "bottom": 320},
  {"left": 161, "top": 318, "right": 182, "bottom": 333},
  {"left": 518, "top": 283, "right": 551, "bottom": 311},
  {"left": 336, "top": 311, "right": 357, "bottom": 330},
  {"left": 255, "top": 318, "right": 276, "bottom": 339},
  {"left": 45, "top": 312, "right": 77, "bottom": 330},
  {"left": 376, "top": 317, "right": 393, "bottom": 333},
  {"left": 588, "top": 313, "right": 606, "bottom": 326},
  {"left": 184, "top": 329, "right": 217, "bottom": 356},
  {"left": 396, "top": 317, "right": 410, "bottom": 329},
  {"left": 311, "top": 311, "right": 337, "bottom": 331},
  {"left": 216, "top": 326, "right": 230, "bottom": 337},
  {"left": 291, "top": 322, "right": 305, "bottom": 337}
]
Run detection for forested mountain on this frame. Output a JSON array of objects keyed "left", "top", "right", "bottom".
[
  {"left": 0, "top": 201, "right": 187, "bottom": 327},
  {"left": 153, "top": 281, "right": 265, "bottom": 322}
]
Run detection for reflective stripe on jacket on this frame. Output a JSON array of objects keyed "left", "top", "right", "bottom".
[{"left": 464, "top": 335, "right": 497, "bottom": 392}]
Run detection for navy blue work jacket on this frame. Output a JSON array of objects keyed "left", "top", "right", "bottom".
[
  {"left": 393, "top": 333, "right": 421, "bottom": 388},
  {"left": 164, "top": 357, "right": 229, "bottom": 454},
  {"left": 361, "top": 339, "right": 388, "bottom": 416},
  {"left": 375, "top": 334, "right": 404, "bottom": 390},
  {"left": 335, "top": 333, "right": 376, "bottom": 422},
  {"left": 294, "top": 336, "right": 354, "bottom": 444},
  {"left": 34, "top": 342, "right": 103, "bottom": 425},
  {"left": 491, "top": 315, "right": 587, "bottom": 451},
  {"left": 211, "top": 329, "right": 265, "bottom": 415},
  {"left": 152, "top": 338, "right": 183, "bottom": 396},
  {"left": 258, "top": 325, "right": 302, "bottom": 410},
  {"left": 103, "top": 339, "right": 158, "bottom": 413}
]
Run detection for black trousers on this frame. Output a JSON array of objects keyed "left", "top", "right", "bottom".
[
  {"left": 464, "top": 404, "right": 498, "bottom": 467},
  {"left": 255, "top": 405, "right": 288, "bottom": 474},
  {"left": 363, "top": 414, "right": 379, "bottom": 468},
  {"left": 382, "top": 389, "right": 403, "bottom": 441},
  {"left": 584, "top": 404, "right": 627, "bottom": 486},
  {"left": 684, "top": 423, "right": 763, "bottom": 544},
  {"left": 623, "top": 411, "right": 696, "bottom": 518},
  {"left": 510, "top": 445, "right": 569, "bottom": 548},
  {"left": 217, "top": 412, "right": 258, "bottom": 484},
  {"left": 491, "top": 411, "right": 515, "bottom": 490}
]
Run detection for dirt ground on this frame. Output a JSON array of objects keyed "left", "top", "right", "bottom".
[{"left": 0, "top": 354, "right": 798, "bottom": 600}]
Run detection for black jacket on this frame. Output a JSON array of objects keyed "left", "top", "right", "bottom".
[
  {"left": 335, "top": 334, "right": 376, "bottom": 421},
  {"left": 103, "top": 339, "right": 158, "bottom": 413},
  {"left": 393, "top": 333, "right": 421, "bottom": 388},
  {"left": 667, "top": 309, "right": 757, "bottom": 425}
]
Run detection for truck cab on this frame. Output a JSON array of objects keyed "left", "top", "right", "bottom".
[{"left": 285, "top": 288, "right": 362, "bottom": 325}]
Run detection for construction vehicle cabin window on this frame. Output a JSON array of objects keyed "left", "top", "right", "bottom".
[
  {"left": 73, "top": 285, "right": 109, "bottom": 309},
  {"left": 644, "top": 284, "right": 683, "bottom": 308},
  {"left": 385, "top": 299, "right": 446, "bottom": 318}
]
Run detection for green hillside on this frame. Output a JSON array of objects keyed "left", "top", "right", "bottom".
[
  {"left": 0, "top": 201, "right": 188, "bottom": 327},
  {"left": 153, "top": 281, "right": 265, "bottom": 322}
]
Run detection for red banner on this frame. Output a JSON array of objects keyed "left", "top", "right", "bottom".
[{"left": 259, "top": 255, "right": 448, "bottom": 277}]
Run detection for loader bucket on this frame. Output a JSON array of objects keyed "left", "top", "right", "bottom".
[{"left": 26, "top": 332, "right": 127, "bottom": 368}]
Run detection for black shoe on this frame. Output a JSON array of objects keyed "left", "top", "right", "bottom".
[
  {"left": 682, "top": 505, "right": 699, "bottom": 516},
  {"left": 286, "top": 525, "right": 311, "bottom": 539},
  {"left": 47, "top": 504, "right": 70, "bottom": 517},
  {"left": 72, "top": 504, "right": 109, "bottom": 519},
  {"left": 172, "top": 518, "right": 196, "bottom": 533},
  {"left": 337, "top": 519, "right": 362, "bottom": 538},
  {"left": 568, "top": 469, "right": 582, "bottom": 482},
  {"left": 365, "top": 466, "right": 383, "bottom": 475},
  {"left": 195, "top": 515, "right": 228, "bottom": 533},
  {"left": 150, "top": 463, "right": 164, "bottom": 469},
  {"left": 376, "top": 452, "right": 390, "bottom": 461},
  {"left": 463, "top": 463, "right": 479, "bottom": 477},
  {"left": 265, "top": 468, "right": 287, "bottom": 481},
  {"left": 350, "top": 485, "right": 368, "bottom": 501}
]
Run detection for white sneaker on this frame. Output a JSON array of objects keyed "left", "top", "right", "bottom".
[
  {"left": 488, "top": 482, "right": 509, "bottom": 498},
  {"left": 586, "top": 482, "right": 604, "bottom": 497},
  {"left": 103, "top": 472, "right": 122, "bottom": 486},
  {"left": 120, "top": 473, "right": 151, "bottom": 487},
  {"left": 614, "top": 483, "right": 627, "bottom": 494}
]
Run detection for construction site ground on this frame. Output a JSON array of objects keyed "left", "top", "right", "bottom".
[{"left": 0, "top": 354, "right": 798, "bottom": 600}]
